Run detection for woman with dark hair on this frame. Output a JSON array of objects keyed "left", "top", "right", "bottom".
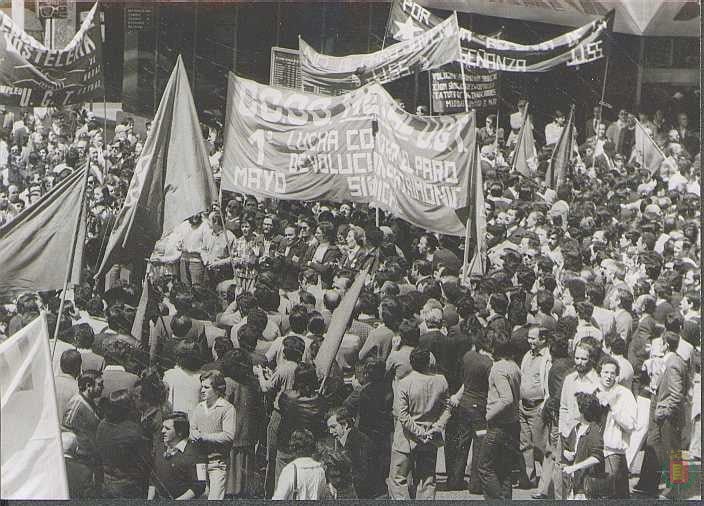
[
  {"left": 135, "top": 367, "right": 172, "bottom": 457},
  {"left": 561, "top": 392, "right": 606, "bottom": 499},
  {"left": 221, "top": 349, "right": 263, "bottom": 498},
  {"left": 275, "top": 364, "right": 324, "bottom": 487},
  {"left": 272, "top": 429, "right": 326, "bottom": 500},
  {"left": 95, "top": 389, "right": 151, "bottom": 498}
]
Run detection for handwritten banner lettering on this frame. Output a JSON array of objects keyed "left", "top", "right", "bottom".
[{"left": 221, "top": 73, "right": 474, "bottom": 235}]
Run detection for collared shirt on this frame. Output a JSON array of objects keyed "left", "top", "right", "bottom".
[
  {"left": 559, "top": 369, "right": 600, "bottom": 437},
  {"left": 337, "top": 429, "right": 351, "bottom": 449},
  {"left": 520, "top": 347, "right": 549, "bottom": 401},
  {"left": 203, "top": 229, "right": 235, "bottom": 266}
]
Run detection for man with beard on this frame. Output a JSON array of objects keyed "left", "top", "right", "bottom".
[
  {"left": 178, "top": 213, "right": 210, "bottom": 287},
  {"left": 556, "top": 341, "right": 600, "bottom": 498}
]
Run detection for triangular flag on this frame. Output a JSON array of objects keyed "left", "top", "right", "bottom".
[
  {"left": 630, "top": 120, "right": 666, "bottom": 176},
  {"left": 314, "top": 267, "right": 368, "bottom": 382},
  {"left": 0, "top": 167, "right": 87, "bottom": 296},
  {"left": 96, "top": 55, "right": 217, "bottom": 278},
  {"left": 545, "top": 105, "right": 576, "bottom": 189},
  {"left": 466, "top": 140, "right": 487, "bottom": 278},
  {"left": 511, "top": 104, "right": 537, "bottom": 178},
  {"left": 1, "top": 315, "right": 70, "bottom": 499}
]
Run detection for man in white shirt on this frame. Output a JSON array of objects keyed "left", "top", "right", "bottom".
[
  {"left": 595, "top": 356, "right": 637, "bottom": 498},
  {"left": 544, "top": 110, "right": 566, "bottom": 146},
  {"left": 177, "top": 214, "right": 210, "bottom": 287}
]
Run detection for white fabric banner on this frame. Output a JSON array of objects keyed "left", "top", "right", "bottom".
[{"left": 0, "top": 315, "right": 70, "bottom": 499}]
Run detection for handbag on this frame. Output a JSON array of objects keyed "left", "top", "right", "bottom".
[{"left": 584, "top": 472, "right": 612, "bottom": 499}]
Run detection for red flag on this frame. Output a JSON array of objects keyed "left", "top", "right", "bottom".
[
  {"left": 0, "top": 168, "right": 87, "bottom": 297},
  {"left": 545, "top": 105, "right": 576, "bottom": 189},
  {"left": 314, "top": 267, "right": 368, "bottom": 382},
  {"left": 96, "top": 55, "right": 217, "bottom": 278},
  {"left": 511, "top": 104, "right": 537, "bottom": 178}
]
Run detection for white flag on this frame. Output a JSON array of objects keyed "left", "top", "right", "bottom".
[{"left": 1, "top": 315, "right": 69, "bottom": 499}]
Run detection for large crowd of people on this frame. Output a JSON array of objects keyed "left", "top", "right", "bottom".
[{"left": 0, "top": 92, "right": 700, "bottom": 500}]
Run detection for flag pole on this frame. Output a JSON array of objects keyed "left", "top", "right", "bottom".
[
  {"left": 102, "top": 92, "right": 108, "bottom": 180},
  {"left": 461, "top": 111, "right": 476, "bottom": 283},
  {"left": 51, "top": 160, "right": 91, "bottom": 358}
]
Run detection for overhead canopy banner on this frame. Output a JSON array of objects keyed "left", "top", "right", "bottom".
[
  {"left": 0, "top": 2, "right": 102, "bottom": 107},
  {"left": 388, "top": 0, "right": 614, "bottom": 72},
  {"left": 299, "top": 13, "right": 460, "bottom": 96},
  {"left": 221, "top": 73, "right": 473, "bottom": 236}
]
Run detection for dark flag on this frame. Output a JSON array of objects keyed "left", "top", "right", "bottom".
[
  {"left": 96, "top": 55, "right": 217, "bottom": 278},
  {"left": 314, "top": 267, "right": 368, "bottom": 382},
  {"left": 511, "top": 103, "right": 537, "bottom": 178},
  {"left": 0, "top": 168, "right": 88, "bottom": 296},
  {"left": 545, "top": 105, "right": 576, "bottom": 189}
]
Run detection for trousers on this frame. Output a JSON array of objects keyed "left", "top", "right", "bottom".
[
  {"left": 478, "top": 421, "right": 520, "bottom": 499},
  {"left": 207, "top": 459, "right": 227, "bottom": 500},
  {"left": 444, "top": 405, "right": 485, "bottom": 492},
  {"left": 519, "top": 401, "right": 546, "bottom": 480},
  {"left": 388, "top": 443, "right": 438, "bottom": 500},
  {"left": 180, "top": 258, "right": 205, "bottom": 287},
  {"left": 605, "top": 453, "right": 629, "bottom": 498}
]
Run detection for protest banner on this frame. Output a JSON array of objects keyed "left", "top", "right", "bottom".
[
  {"left": 371, "top": 95, "right": 474, "bottom": 236},
  {"left": 429, "top": 64, "right": 498, "bottom": 114},
  {"left": 221, "top": 72, "right": 377, "bottom": 203},
  {"left": 299, "top": 13, "right": 460, "bottom": 95},
  {"left": 221, "top": 73, "right": 474, "bottom": 236},
  {"left": 0, "top": 2, "right": 102, "bottom": 107},
  {"left": 387, "top": 0, "right": 614, "bottom": 72}
]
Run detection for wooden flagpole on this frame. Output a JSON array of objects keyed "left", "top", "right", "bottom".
[{"left": 51, "top": 160, "right": 91, "bottom": 358}]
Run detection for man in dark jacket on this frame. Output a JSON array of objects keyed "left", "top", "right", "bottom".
[
  {"left": 148, "top": 412, "right": 207, "bottom": 499},
  {"left": 327, "top": 406, "right": 378, "bottom": 498}
]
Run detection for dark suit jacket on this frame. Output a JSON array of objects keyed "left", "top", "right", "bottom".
[
  {"left": 628, "top": 314, "right": 658, "bottom": 374},
  {"left": 343, "top": 427, "right": 375, "bottom": 498},
  {"left": 277, "top": 239, "right": 309, "bottom": 291},
  {"left": 650, "top": 352, "right": 688, "bottom": 428},
  {"left": 304, "top": 244, "right": 342, "bottom": 279}
]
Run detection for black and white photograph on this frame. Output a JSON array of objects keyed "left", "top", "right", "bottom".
[{"left": 0, "top": 0, "right": 700, "bottom": 500}]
